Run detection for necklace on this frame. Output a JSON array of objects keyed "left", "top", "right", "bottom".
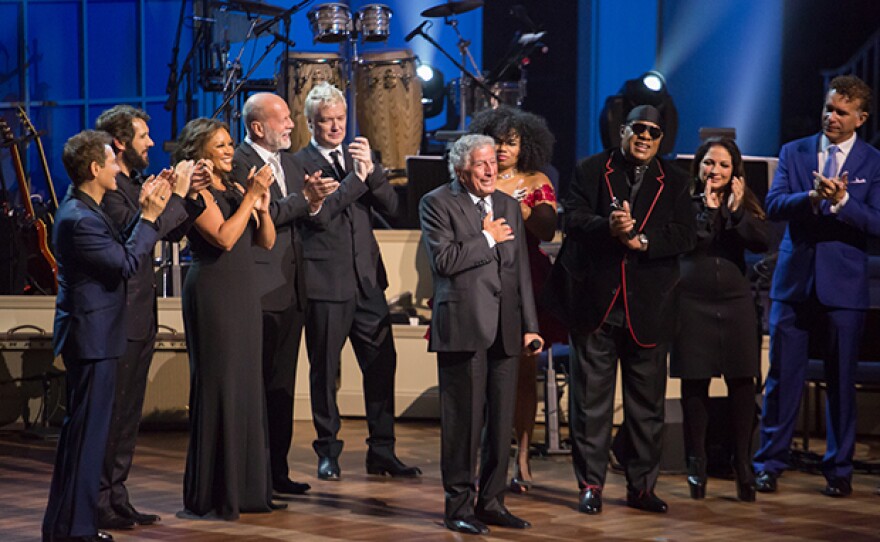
[{"left": 498, "top": 169, "right": 518, "bottom": 181}]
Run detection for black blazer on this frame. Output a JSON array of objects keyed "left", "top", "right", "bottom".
[
  {"left": 547, "top": 148, "right": 696, "bottom": 345},
  {"left": 420, "top": 180, "right": 539, "bottom": 356},
  {"left": 231, "top": 142, "right": 329, "bottom": 311},
  {"left": 293, "top": 143, "right": 398, "bottom": 302},
  {"left": 101, "top": 172, "right": 192, "bottom": 340}
]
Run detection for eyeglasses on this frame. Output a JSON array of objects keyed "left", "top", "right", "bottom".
[{"left": 629, "top": 122, "right": 663, "bottom": 139}]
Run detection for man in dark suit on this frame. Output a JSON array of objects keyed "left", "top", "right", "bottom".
[
  {"left": 293, "top": 82, "right": 420, "bottom": 480},
  {"left": 231, "top": 92, "right": 339, "bottom": 496},
  {"left": 754, "top": 75, "right": 880, "bottom": 497},
  {"left": 43, "top": 130, "right": 171, "bottom": 542},
  {"left": 420, "top": 134, "right": 542, "bottom": 535},
  {"left": 548, "top": 105, "right": 695, "bottom": 515},
  {"left": 94, "top": 105, "right": 205, "bottom": 530}
]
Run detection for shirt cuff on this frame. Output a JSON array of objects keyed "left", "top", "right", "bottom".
[
  {"left": 830, "top": 191, "right": 850, "bottom": 214},
  {"left": 482, "top": 230, "right": 497, "bottom": 248}
]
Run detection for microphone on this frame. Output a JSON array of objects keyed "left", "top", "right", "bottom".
[
  {"left": 527, "top": 339, "right": 542, "bottom": 352},
  {"left": 405, "top": 20, "right": 429, "bottom": 42},
  {"left": 271, "top": 32, "right": 296, "bottom": 48}
]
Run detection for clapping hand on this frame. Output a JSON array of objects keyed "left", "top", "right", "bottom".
[
  {"left": 246, "top": 164, "right": 275, "bottom": 201},
  {"left": 139, "top": 174, "right": 172, "bottom": 222},
  {"left": 172, "top": 160, "right": 194, "bottom": 198},
  {"left": 727, "top": 176, "right": 745, "bottom": 211},
  {"left": 609, "top": 199, "right": 636, "bottom": 239},
  {"left": 813, "top": 170, "right": 848, "bottom": 204},
  {"left": 348, "top": 136, "right": 374, "bottom": 181},
  {"left": 303, "top": 170, "right": 339, "bottom": 212}
]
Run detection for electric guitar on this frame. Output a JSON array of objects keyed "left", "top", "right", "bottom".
[
  {"left": 16, "top": 107, "right": 60, "bottom": 223},
  {"left": 0, "top": 117, "right": 58, "bottom": 294}
]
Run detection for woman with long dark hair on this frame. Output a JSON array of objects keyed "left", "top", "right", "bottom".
[{"left": 670, "top": 137, "right": 770, "bottom": 502}]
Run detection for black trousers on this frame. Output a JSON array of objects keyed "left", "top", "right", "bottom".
[
  {"left": 437, "top": 336, "right": 518, "bottom": 520},
  {"left": 261, "top": 302, "right": 305, "bottom": 483},
  {"left": 305, "top": 283, "right": 397, "bottom": 460},
  {"left": 43, "top": 358, "right": 116, "bottom": 540},
  {"left": 98, "top": 335, "right": 152, "bottom": 514},
  {"left": 569, "top": 324, "right": 667, "bottom": 492}
]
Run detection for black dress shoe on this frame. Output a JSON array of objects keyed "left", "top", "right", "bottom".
[
  {"left": 95, "top": 510, "right": 135, "bottom": 531},
  {"left": 443, "top": 517, "right": 489, "bottom": 535},
  {"left": 46, "top": 531, "right": 114, "bottom": 542},
  {"left": 475, "top": 508, "right": 531, "bottom": 529},
  {"left": 365, "top": 454, "right": 422, "bottom": 477},
  {"left": 268, "top": 501, "right": 288, "bottom": 510},
  {"left": 317, "top": 457, "right": 341, "bottom": 480},
  {"left": 273, "top": 478, "right": 311, "bottom": 495},
  {"left": 114, "top": 503, "right": 160, "bottom": 525},
  {"left": 821, "top": 478, "right": 852, "bottom": 498},
  {"left": 626, "top": 490, "right": 668, "bottom": 513},
  {"left": 755, "top": 471, "right": 778, "bottom": 493},
  {"left": 578, "top": 487, "right": 602, "bottom": 514}
]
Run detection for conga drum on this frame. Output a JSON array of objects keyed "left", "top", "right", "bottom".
[
  {"left": 278, "top": 52, "right": 346, "bottom": 152},
  {"left": 355, "top": 50, "right": 422, "bottom": 173}
]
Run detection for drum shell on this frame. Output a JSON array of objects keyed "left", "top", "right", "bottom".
[
  {"left": 355, "top": 50, "right": 423, "bottom": 173},
  {"left": 278, "top": 52, "right": 346, "bottom": 152},
  {"left": 307, "top": 3, "right": 353, "bottom": 43},
  {"left": 356, "top": 4, "right": 393, "bottom": 42}
]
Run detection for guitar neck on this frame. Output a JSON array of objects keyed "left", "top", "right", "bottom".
[{"left": 33, "top": 137, "right": 59, "bottom": 215}]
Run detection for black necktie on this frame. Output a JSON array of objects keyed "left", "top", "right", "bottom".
[{"left": 330, "top": 150, "right": 346, "bottom": 179}]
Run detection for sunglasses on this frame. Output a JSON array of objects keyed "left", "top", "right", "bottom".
[{"left": 629, "top": 122, "right": 663, "bottom": 139}]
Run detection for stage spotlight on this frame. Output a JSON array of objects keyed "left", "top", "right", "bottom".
[
  {"left": 417, "top": 62, "right": 445, "bottom": 119},
  {"left": 599, "top": 70, "right": 678, "bottom": 155},
  {"left": 642, "top": 70, "right": 665, "bottom": 92}
]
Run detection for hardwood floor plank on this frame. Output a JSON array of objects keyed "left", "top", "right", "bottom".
[{"left": 2, "top": 421, "right": 878, "bottom": 541}]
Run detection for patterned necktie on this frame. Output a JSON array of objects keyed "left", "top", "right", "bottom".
[
  {"left": 268, "top": 154, "right": 286, "bottom": 197},
  {"left": 330, "top": 150, "right": 346, "bottom": 179},
  {"left": 822, "top": 144, "right": 840, "bottom": 178},
  {"left": 476, "top": 198, "right": 488, "bottom": 220}
]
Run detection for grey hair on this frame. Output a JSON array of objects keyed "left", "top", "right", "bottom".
[
  {"left": 447, "top": 134, "right": 496, "bottom": 181},
  {"left": 304, "top": 82, "right": 346, "bottom": 122}
]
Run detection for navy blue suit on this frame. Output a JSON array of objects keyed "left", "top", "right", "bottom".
[
  {"left": 755, "top": 133, "right": 880, "bottom": 482},
  {"left": 43, "top": 187, "right": 160, "bottom": 541}
]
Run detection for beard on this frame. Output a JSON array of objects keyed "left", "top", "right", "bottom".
[{"left": 122, "top": 145, "right": 149, "bottom": 174}]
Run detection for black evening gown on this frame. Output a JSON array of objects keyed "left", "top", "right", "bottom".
[{"left": 182, "top": 185, "right": 272, "bottom": 519}]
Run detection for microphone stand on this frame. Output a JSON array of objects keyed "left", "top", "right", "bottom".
[
  {"left": 409, "top": 25, "right": 500, "bottom": 129},
  {"left": 253, "top": 0, "right": 312, "bottom": 38},
  {"left": 211, "top": 31, "right": 287, "bottom": 124}
]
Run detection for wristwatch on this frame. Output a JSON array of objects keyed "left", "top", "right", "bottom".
[{"left": 638, "top": 233, "right": 649, "bottom": 251}]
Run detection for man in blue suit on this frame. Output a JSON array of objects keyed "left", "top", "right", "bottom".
[
  {"left": 42, "top": 130, "right": 171, "bottom": 542},
  {"left": 755, "top": 75, "right": 880, "bottom": 497}
]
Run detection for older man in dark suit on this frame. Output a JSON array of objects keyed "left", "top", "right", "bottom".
[
  {"left": 548, "top": 105, "right": 695, "bottom": 515},
  {"left": 420, "top": 134, "right": 543, "bottom": 535},
  {"left": 42, "top": 130, "right": 171, "bottom": 542},
  {"left": 293, "top": 82, "right": 420, "bottom": 481},
  {"left": 231, "top": 92, "right": 338, "bottom": 496}
]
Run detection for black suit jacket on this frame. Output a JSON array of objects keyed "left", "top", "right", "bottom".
[
  {"left": 231, "top": 142, "right": 329, "bottom": 311},
  {"left": 101, "top": 173, "right": 192, "bottom": 341},
  {"left": 419, "top": 181, "right": 538, "bottom": 357},
  {"left": 293, "top": 143, "right": 398, "bottom": 302},
  {"left": 547, "top": 148, "right": 696, "bottom": 345}
]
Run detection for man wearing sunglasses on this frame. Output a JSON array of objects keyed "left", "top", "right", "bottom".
[{"left": 547, "top": 104, "right": 695, "bottom": 515}]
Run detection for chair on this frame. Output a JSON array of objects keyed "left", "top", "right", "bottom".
[
  {"left": 799, "top": 307, "right": 880, "bottom": 473},
  {"left": 536, "top": 343, "right": 570, "bottom": 455}
]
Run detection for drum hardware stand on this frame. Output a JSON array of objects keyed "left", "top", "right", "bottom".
[
  {"left": 407, "top": 19, "right": 500, "bottom": 131},
  {"left": 157, "top": 241, "right": 182, "bottom": 297}
]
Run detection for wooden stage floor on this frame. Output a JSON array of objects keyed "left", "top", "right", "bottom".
[{"left": 1, "top": 419, "right": 878, "bottom": 541}]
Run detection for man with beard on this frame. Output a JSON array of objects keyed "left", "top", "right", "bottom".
[
  {"left": 547, "top": 105, "right": 695, "bottom": 515},
  {"left": 231, "top": 92, "right": 340, "bottom": 496},
  {"left": 753, "top": 75, "right": 880, "bottom": 497},
  {"left": 95, "top": 105, "right": 207, "bottom": 530}
]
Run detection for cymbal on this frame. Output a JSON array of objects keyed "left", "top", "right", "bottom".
[
  {"left": 421, "top": 0, "right": 484, "bottom": 18},
  {"left": 211, "top": 0, "right": 286, "bottom": 17}
]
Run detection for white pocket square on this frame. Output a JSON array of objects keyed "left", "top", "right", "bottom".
[{"left": 851, "top": 178, "right": 867, "bottom": 184}]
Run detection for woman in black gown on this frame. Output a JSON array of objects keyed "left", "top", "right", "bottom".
[
  {"left": 670, "top": 138, "right": 770, "bottom": 502},
  {"left": 172, "top": 118, "right": 277, "bottom": 519}
]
